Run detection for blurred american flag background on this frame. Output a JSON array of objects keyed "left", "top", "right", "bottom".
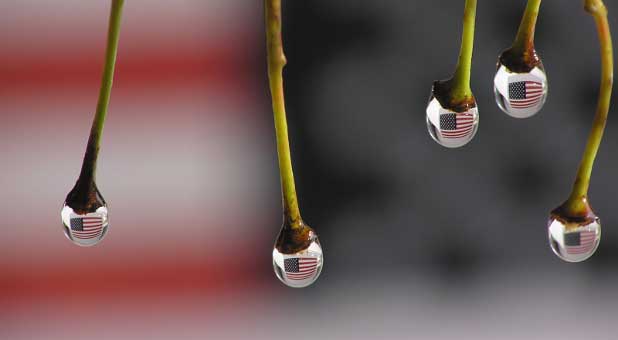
[{"left": 0, "top": 1, "right": 281, "bottom": 338}]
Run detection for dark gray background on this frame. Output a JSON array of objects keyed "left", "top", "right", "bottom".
[
  {"left": 256, "top": 1, "right": 618, "bottom": 337},
  {"left": 269, "top": 0, "right": 618, "bottom": 273}
]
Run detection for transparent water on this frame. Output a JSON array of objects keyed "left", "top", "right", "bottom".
[
  {"left": 548, "top": 216, "right": 600, "bottom": 262},
  {"left": 273, "top": 238, "right": 323, "bottom": 288},
  {"left": 494, "top": 63, "right": 548, "bottom": 119},
  {"left": 61, "top": 205, "right": 109, "bottom": 247},
  {"left": 426, "top": 97, "right": 479, "bottom": 149}
]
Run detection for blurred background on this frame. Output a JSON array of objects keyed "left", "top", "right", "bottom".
[{"left": 1, "top": 0, "right": 618, "bottom": 339}]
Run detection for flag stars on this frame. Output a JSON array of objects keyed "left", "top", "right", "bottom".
[
  {"left": 509, "top": 81, "right": 527, "bottom": 99},
  {"left": 440, "top": 114, "right": 458, "bottom": 130}
]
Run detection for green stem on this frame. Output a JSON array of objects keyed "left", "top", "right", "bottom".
[
  {"left": 565, "top": 0, "right": 613, "bottom": 213},
  {"left": 451, "top": 0, "right": 477, "bottom": 102},
  {"left": 78, "top": 0, "right": 124, "bottom": 184},
  {"left": 512, "top": 0, "right": 542, "bottom": 53},
  {"left": 265, "top": 0, "right": 302, "bottom": 229}
]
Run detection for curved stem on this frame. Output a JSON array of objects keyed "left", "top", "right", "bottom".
[
  {"left": 77, "top": 0, "right": 124, "bottom": 185},
  {"left": 512, "top": 0, "right": 542, "bottom": 53},
  {"left": 265, "top": 0, "right": 302, "bottom": 229},
  {"left": 451, "top": 0, "right": 477, "bottom": 102},
  {"left": 565, "top": 0, "right": 613, "bottom": 213}
]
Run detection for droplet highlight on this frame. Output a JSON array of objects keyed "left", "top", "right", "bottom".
[
  {"left": 494, "top": 63, "right": 548, "bottom": 118},
  {"left": 426, "top": 97, "right": 479, "bottom": 148},
  {"left": 548, "top": 215, "right": 600, "bottom": 262}
]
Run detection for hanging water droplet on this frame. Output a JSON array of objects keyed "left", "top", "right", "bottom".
[
  {"left": 426, "top": 96, "right": 479, "bottom": 148},
  {"left": 494, "top": 62, "right": 548, "bottom": 119},
  {"left": 61, "top": 204, "right": 109, "bottom": 247},
  {"left": 548, "top": 214, "right": 600, "bottom": 263},
  {"left": 272, "top": 223, "right": 323, "bottom": 288},
  {"left": 61, "top": 183, "right": 109, "bottom": 247}
]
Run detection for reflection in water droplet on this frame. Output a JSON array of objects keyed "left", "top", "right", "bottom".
[
  {"left": 548, "top": 216, "right": 600, "bottom": 262},
  {"left": 494, "top": 63, "right": 548, "bottom": 118},
  {"left": 426, "top": 97, "right": 479, "bottom": 149},
  {"left": 273, "top": 238, "right": 323, "bottom": 288},
  {"left": 61, "top": 204, "right": 109, "bottom": 247}
]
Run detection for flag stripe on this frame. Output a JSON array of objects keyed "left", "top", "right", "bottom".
[
  {"left": 72, "top": 230, "right": 102, "bottom": 236},
  {"left": 565, "top": 231, "right": 596, "bottom": 254},
  {"left": 288, "top": 272, "right": 315, "bottom": 280},
  {"left": 287, "top": 270, "right": 316, "bottom": 276},
  {"left": 287, "top": 270, "right": 317, "bottom": 277},
  {"left": 442, "top": 124, "right": 474, "bottom": 131},
  {"left": 513, "top": 96, "right": 543, "bottom": 100}
]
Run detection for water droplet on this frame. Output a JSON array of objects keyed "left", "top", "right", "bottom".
[
  {"left": 272, "top": 223, "right": 323, "bottom": 288},
  {"left": 548, "top": 215, "right": 600, "bottom": 262},
  {"left": 426, "top": 97, "right": 479, "bottom": 148},
  {"left": 61, "top": 182, "right": 109, "bottom": 247},
  {"left": 494, "top": 63, "right": 548, "bottom": 118},
  {"left": 61, "top": 204, "right": 109, "bottom": 247}
]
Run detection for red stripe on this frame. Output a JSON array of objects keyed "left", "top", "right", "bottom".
[
  {"left": 442, "top": 128, "right": 473, "bottom": 136},
  {"left": 295, "top": 264, "right": 317, "bottom": 269},
  {"left": 72, "top": 234, "right": 101, "bottom": 239},
  {"left": 443, "top": 132, "right": 473, "bottom": 139},
  {"left": 287, "top": 270, "right": 316, "bottom": 275},
  {"left": 568, "top": 243, "right": 596, "bottom": 249},
  {"left": 289, "top": 265, "right": 317, "bottom": 271},
  {"left": 72, "top": 230, "right": 102, "bottom": 235},
  {"left": 294, "top": 268, "right": 317, "bottom": 274},
  {"left": 567, "top": 249, "right": 594, "bottom": 254},
  {"left": 73, "top": 233, "right": 101, "bottom": 237},
  {"left": 511, "top": 95, "right": 543, "bottom": 102},
  {"left": 569, "top": 242, "right": 596, "bottom": 248},
  {"left": 72, "top": 230, "right": 102, "bottom": 234},
  {"left": 442, "top": 131, "right": 473, "bottom": 137},
  {"left": 511, "top": 100, "right": 541, "bottom": 105},
  {"left": 73, "top": 235, "right": 101, "bottom": 239},
  {"left": 512, "top": 97, "right": 543, "bottom": 102},
  {"left": 287, "top": 273, "right": 316, "bottom": 280},
  {"left": 287, "top": 275, "right": 315, "bottom": 280},
  {"left": 81, "top": 226, "right": 103, "bottom": 230},
  {"left": 73, "top": 225, "right": 103, "bottom": 230},
  {"left": 442, "top": 127, "right": 474, "bottom": 134},
  {"left": 510, "top": 100, "right": 542, "bottom": 107},
  {"left": 444, "top": 125, "right": 475, "bottom": 131},
  {"left": 72, "top": 230, "right": 103, "bottom": 236},
  {"left": 568, "top": 247, "right": 595, "bottom": 252},
  {"left": 287, "top": 270, "right": 316, "bottom": 277},
  {"left": 442, "top": 124, "right": 474, "bottom": 133}
]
